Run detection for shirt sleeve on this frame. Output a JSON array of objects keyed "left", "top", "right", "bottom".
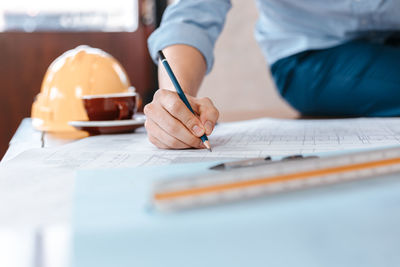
[{"left": 147, "top": 0, "right": 232, "bottom": 74}]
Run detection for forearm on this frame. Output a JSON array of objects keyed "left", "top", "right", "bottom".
[{"left": 158, "top": 44, "right": 207, "bottom": 97}]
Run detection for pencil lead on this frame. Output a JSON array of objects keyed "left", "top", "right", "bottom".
[{"left": 204, "top": 140, "right": 212, "bottom": 152}]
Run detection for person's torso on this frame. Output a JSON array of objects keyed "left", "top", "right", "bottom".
[{"left": 254, "top": 0, "right": 400, "bottom": 64}]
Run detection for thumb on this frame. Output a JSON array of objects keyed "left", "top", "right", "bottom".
[{"left": 191, "top": 97, "right": 219, "bottom": 135}]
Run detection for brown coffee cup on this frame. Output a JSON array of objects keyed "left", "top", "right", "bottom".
[{"left": 81, "top": 92, "right": 139, "bottom": 121}]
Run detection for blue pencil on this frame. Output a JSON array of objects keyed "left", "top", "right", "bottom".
[{"left": 158, "top": 50, "right": 212, "bottom": 152}]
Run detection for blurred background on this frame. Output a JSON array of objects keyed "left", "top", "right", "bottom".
[
  {"left": 199, "top": 0, "right": 297, "bottom": 122},
  {"left": 0, "top": 0, "right": 296, "bottom": 159}
]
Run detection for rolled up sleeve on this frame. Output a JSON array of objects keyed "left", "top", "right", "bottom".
[{"left": 147, "top": 0, "right": 232, "bottom": 74}]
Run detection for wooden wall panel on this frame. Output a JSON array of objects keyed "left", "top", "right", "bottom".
[{"left": 0, "top": 4, "right": 157, "bottom": 159}]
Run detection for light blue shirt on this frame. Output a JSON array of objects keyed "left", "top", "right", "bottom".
[{"left": 148, "top": 0, "right": 400, "bottom": 74}]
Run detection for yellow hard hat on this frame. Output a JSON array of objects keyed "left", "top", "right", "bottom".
[{"left": 31, "top": 45, "right": 134, "bottom": 132}]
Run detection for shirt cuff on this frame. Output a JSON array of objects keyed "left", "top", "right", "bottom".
[{"left": 148, "top": 22, "right": 215, "bottom": 74}]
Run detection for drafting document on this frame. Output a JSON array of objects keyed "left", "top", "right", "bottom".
[
  {"left": 15, "top": 117, "right": 400, "bottom": 169},
  {"left": 2, "top": 117, "right": 400, "bottom": 226}
]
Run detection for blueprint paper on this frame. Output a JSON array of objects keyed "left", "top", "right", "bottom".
[{"left": 3, "top": 117, "right": 400, "bottom": 226}]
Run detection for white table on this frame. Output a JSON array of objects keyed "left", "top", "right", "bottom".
[
  {"left": 1, "top": 118, "right": 83, "bottom": 267},
  {"left": 2, "top": 118, "right": 85, "bottom": 163}
]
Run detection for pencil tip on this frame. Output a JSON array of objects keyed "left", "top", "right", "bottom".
[{"left": 204, "top": 141, "right": 212, "bottom": 152}]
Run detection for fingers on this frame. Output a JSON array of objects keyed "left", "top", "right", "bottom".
[
  {"left": 155, "top": 90, "right": 206, "bottom": 137},
  {"left": 144, "top": 104, "right": 203, "bottom": 148},
  {"left": 145, "top": 119, "right": 196, "bottom": 149},
  {"left": 193, "top": 97, "right": 219, "bottom": 135}
]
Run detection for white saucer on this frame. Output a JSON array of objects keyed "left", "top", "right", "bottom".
[{"left": 68, "top": 114, "right": 145, "bottom": 135}]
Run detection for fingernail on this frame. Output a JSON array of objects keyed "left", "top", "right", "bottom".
[
  {"left": 192, "top": 125, "right": 204, "bottom": 136},
  {"left": 205, "top": 121, "right": 213, "bottom": 134}
]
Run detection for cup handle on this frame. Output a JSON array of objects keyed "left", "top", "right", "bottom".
[
  {"left": 115, "top": 100, "right": 129, "bottom": 120},
  {"left": 134, "top": 93, "right": 141, "bottom": 114}
]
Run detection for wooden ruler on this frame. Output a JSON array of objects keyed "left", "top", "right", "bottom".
[{"left": 153, "top": 146, "right": 400, "bottom": 212}]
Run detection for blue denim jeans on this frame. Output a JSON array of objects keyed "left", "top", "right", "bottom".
[{"left": 271, "top": 38, "right": 400, "bottom": 117}]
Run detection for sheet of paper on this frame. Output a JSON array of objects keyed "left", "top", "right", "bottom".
[
  {"left": 21, "top": 117, "right": 400, "bottom": 169},
  {"left": 2, "top": 117, "right": 400, "bottom": 226}
]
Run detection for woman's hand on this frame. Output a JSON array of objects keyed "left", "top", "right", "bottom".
[{"left": 144, "top": 89, "right": 219, "bottom": 149}]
